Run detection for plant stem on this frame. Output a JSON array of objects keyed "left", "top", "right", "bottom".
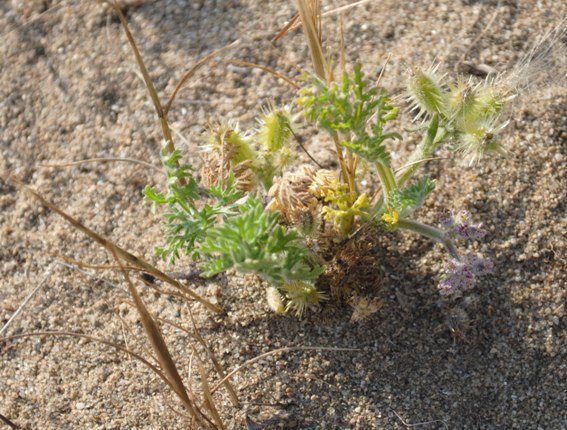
[
  {"left": 397, "top": 218, "right": 461, "bottom": 260},
  {"left": 331, "top": 132, "right": 355, "bottom": 194},
  {"left": 396, "top": 114, "right": 446, "bottom": 188},
  {"left": 375, "top": 161, "right": 396, "bottom": 205},
  {"left": 368, "top": 194, "right": 385, "bottom": 219}
]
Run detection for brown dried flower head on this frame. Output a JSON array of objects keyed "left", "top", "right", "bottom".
[
  {"left": 267, "top": 164, "right": 318, "bottom": 224},
  {"left": 201, "top": 152, "right": 255, "bottom": 192},
  {"left": 309, "top": 168, "right": 339, "bottom": 198},
  {"left": 200, "top": 125, "right": 256, "bottom": 192}
]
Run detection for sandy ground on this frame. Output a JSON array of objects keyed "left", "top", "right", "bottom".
[{"left": 1, "top": 0, "right": 566, "bottom": 429}]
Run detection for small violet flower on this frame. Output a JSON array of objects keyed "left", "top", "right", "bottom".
[
  {"left": 464, "top": 251, "right": 494, "bottom": 276},
  {"left": 437, "top": 208, "right": 455, "bottom": 230},
  {"left": 438, "top": 252, "right": 493, "bottom": 295},
  {"left": 437, "top": 209, "right": 486, "bottom": 241}
]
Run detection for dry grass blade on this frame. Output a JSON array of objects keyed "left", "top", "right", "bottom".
[
  {"left": 295, "top": 0, "right": 327, "bottom": 79},
  {"left": 187, "top": 311, "right": 240, "bottom": 408},
  {"left": 0, "top": 267, "right": 52, "bottom": 337},
  {"left": 0, "top": 412, "right": 19, "bottom": 430},
  {"left": 274, "top": 1, "right": 373, "bottom": 41},
  {"left": 40, "top": 157, "right": 162, "bottom": 173},
  {"left": 272, "top": 13, "right": 300, "bottom": 41},
  {"left": 107, "top": 246, "right": 211, "bottom": 427},
  {"left": 165, "top": 40, "right": 240, "bottom": 116},
  {"left": 193, "top": 347, "right": 226, "bottom": 430},
  {"left": 2, "top": 172, "right": 223, "bottom": 314},
  {"left": 55, "top": 254, "right": 141, "bottom": 272},
  {"left": 108, "top": 1, "right": 176, "bottom": 156},
  {"left": 130, "top": 307, "right": 240, "bottom": 408},
  {"left": 226, "top": 59, "right": 300, "bottom": 89}
]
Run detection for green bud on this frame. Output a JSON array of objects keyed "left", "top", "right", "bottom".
[
  {"left": 407, "top": 66, "right": 445, "bottom": 119},
  {"left": 257, "top": 105, "right": 294, "bottom": 152}
]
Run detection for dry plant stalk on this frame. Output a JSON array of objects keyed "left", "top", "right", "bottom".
[
  {"left": 295, "top": 0, "right": 326, "bottom": 79},
  {"left": 1, "top": 172, "right": 222, "bottom": 314},
  {"left": 108, "top": 245, "right": 210, "bottom": 427},
  {"left": 108, "top": 0, "right": 176, "bottom": 157}
]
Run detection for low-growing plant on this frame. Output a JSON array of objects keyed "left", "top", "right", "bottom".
[{"left": 145, "top": 2, "right": 503, "bottom": 316}]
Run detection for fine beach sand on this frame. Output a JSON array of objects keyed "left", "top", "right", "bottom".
[{"left": 1, "top": 1, "right": 566, "bottom": 428}]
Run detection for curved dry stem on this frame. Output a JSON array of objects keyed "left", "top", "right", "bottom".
[
  {"left": 225, "top": 59, "right": 300, "bottom": 89},
  {"left": 165, "top": 40, "right": 240, "bottom": 116},
  {"left": 390, "top": 406, "right": 449, "bottom": 430},
  {"left": 290, "top": 129, "right": 323, "bottom": 168},
  {"left": 209, "top": 346, "right": 358, "bottom": 396},
  {"left": 40, "top": 157, "right": 162, "bottom": 173}
]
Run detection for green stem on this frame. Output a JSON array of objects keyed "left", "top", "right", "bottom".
[
  {"left": 375, "top": 161, "right": 396, "bottom": 205},
  {"left": 369, "top": 195, "right": 385, "bottom": 219},
  {"left": 397, "top": 218, "right": 461, "bottom": 261},
  {"left": 396, "top": 114, "right": 446, "bottom": 188}
]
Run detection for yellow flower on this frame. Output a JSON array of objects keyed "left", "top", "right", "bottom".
[{"left": 381, "top": 209, "right": 399, "bottom": 226}]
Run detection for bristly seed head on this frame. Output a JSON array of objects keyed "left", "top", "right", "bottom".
[
  {"left": 200, "top": 122, "right": 257, "bottom": 191},
  {"left": 256, "top": 104, "right": 294, "bottom": 152},
  {"left": 406, "top": 64, "right": 446, "bottom": 120},
  {"left": 281, "top": 280, "right": 328, "bottom": 317},
  {"left": 455, "top": 118, "right": 507, "bottom": 165},
  {"left": 308, "top": 169, "right": 339, "bottom": 198}
]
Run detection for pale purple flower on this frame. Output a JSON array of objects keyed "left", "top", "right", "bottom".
[
  {"left": 437, "top": 253, "right": 492, "bottom": 295},
  {"left": 438, "top": 209, "right": 486, "bottom": 241},
  {"left": 464, "top": 252, "right": 493, "bottom": 276}
]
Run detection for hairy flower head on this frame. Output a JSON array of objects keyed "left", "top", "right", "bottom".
[
  {"left": 256, "top": 104, "right": 294, "bottom": 152},
  {"left": 406, "top": 64, "right": 446, "bottom": 120},
  {"left": 438, "top": 209, "right": 487, "bottom": 241},
  {"left": 438, "top": 252, "right": 492, "bottom": 295},
  {"left": 281, "top": 280, "right": 328, "bottom": 316}
]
